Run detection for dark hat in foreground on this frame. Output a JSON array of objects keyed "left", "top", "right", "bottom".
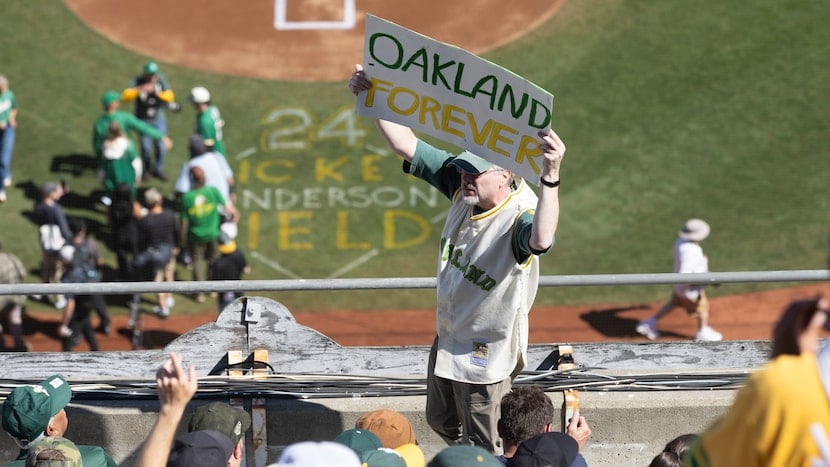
[
  {"left": 188, "top": 402, "right": 252, "bottom": 445},
  {"left": 167, "top": 430, "right": 235, "bottom": 467},
  {"left": 507, "top": 432, "right": 578, "bottom": 467}
]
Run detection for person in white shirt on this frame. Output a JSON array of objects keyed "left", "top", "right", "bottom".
[
  {"left": 637, "top": 218, "right": 722, "bottom": 342},
  {"left": 174, "top": 134, "right": 235, "bottom": 205},
  {"left": 349, "top": 65, "right": 565, "bottom": 455}
]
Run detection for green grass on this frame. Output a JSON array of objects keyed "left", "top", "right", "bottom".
[{"left": 1, "top": 0, "right": 828, "bottom": 316}]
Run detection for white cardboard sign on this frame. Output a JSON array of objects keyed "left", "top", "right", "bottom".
[{"left": 356, "top": 14, "right": 554, "bottom": 184}]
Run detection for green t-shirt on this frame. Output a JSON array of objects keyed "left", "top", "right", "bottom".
[
  {"left": 101, "top": 138, "right": 138, "bottom": 195},
  {"left": 0, "top": 90, "right": 16, "bottom": 124},
  {"left": 195, "top": 104, "right": 226, "bottom": 156},
  {"left": 181, "top": 185, "right": 225, "bottom": 243}
]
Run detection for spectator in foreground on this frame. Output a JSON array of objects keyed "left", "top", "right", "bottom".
[
  {"left": 684, "top": 299, "right": 830, "bottom": 466},
  {"left": 649, "top": 434, "right": 698, "bottom": 467},
  {"left": 497, "top": 385, "right": 590, "bottom": 466},
  {"left": 135, "top": 352, "right": 198, "bottom": 467},
  {"left": 1, "top": 374, "right": 116, "bottom": 466},
  {"left": 771, "top": 295, "right": 830, "bottom": 358},
  {"left": 187, "top": 401, "right": 251, "bottom": 467},
  {"left": 355, "top": 408, "right": 417, "bottom": 449},
  {"left": 274, "top": 441, "right": 361, "bottom": 467},
  {"left": 25, "top": 436, "right": 82, "bottom": 467}
]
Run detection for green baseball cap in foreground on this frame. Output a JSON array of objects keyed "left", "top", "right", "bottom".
[
  {"left": 188, "top": 402, "right": 252, "bottom": 445},
  {"left": 2, "top": 375, "right": 72, "bottom": 443},
  {"left": 429, "top": 445, "right": 502, "bottom": 467},
  {"left": 26, "top": 436, "right": 82, "bottom": 467},
  {"left": 448, "top": 151, "right": 495, "bottom": 175}
]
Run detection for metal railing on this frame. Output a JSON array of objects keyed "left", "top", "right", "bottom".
[{"left": 1, "top": 269, "right": 827, "bottom": 296}]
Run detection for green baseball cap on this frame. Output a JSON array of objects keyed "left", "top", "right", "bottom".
[
  {"left": 188, "top": 402, "right": 251, "bottom": 445},
  {"left": 101, "top": 90, "right": 121, "bottom": 108},
  {"left": 26, "top": 435, "right": 82, "bottom": 467},
  {"left": 333, "top": 428, "right": 382, "bottom": 456},
  {"left": 2, "top": 375, "right": 72, "bottom": 442},
  {"left": 448, "top": 151, "right": 495, "bottom": 175},
  {"left": 428, "top": 445, "right": 502, "bottom": 467},
  {"left": 361, "top": 448, "right": 406, "bottom": 467},
  {"left": 143, "top": 60, "right": 159, "bottom": 75}
]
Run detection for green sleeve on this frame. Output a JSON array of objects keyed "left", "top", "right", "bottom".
[
  {"left": 511, "top": 210, "right": 553, "bottom": 263},
  {"left": 122, "top": 113, "right": 164, "bottom": 140},
  {"left": 405, "top": 139, "right": 461, "bottom": 200}
]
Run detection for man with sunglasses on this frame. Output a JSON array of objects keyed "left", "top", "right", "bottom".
[{"left": 349, "top": 65, "right": 566, "bottom": 455}]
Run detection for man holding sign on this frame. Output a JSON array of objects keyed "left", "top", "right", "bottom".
[{"left": 349, "top": 31, "right": 566, "bottom": 453}]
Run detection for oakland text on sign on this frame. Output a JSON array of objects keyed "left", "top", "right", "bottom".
[{"left": 356, "top": 14, "right": 554, "bottom": 184}]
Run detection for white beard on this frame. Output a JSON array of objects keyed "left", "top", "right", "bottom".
[{"left": 462, "top": 194, "right": 479, "bottom": 206}]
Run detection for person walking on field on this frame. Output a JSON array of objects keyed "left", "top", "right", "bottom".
[
  {"left": 189, "top": 87, "right": 227, "bottom": 157},
  {"left": 0, "top": 73, "right": 18, "bottom": 203},
  {"left": 349, "top": 65, "right": 566, "bottom": 455},
  {"left": 637, "top": 218, "right": 722, "bottom": 342}
]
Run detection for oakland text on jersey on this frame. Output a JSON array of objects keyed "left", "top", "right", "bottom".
[{"left": 440, "top": 238, "right": 496, "bottom": 292}]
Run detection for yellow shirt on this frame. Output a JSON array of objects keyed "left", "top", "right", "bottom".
[{"left": 686, "top": 353, "right": 830, "bottom": 467}]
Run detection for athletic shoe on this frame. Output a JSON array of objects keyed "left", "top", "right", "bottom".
[
  {"left": 695, "top": 326, "right": 723, "bottom": 342},
  {"left": 153, "top": 305, "right": 170, "bottom": 319},
  {"left": 636, "top": 319, "right": 659, "bottom": 340},
  {"left": 0, "top": 191, "right": 6, "bottom": 203},
  {"left": 53, "top": 297, "right": 67, "bottom": 309},
  {"left": 3, "top": 177, "right": 10, "bottom": 187}
]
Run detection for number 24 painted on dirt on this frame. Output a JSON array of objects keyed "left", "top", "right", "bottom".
[{"left": 259, "top": 107, "right": 366, "bottom": 151}]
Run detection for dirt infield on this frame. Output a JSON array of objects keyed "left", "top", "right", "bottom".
[
  {"left": 12, "top": 283, "right": 829, "bottom": 352},
  {"left": 63, "top": 0, "right": 565, "bottom": 82}
]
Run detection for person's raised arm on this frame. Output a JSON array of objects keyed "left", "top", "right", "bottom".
[
  {"left": 349, "top": 64, "right": 418, "bottom": 162},
  {"left": 529, "top": 128, "right": 565, "bottom": 251},
  {"left": 135, "top": 352, "right": 198, "bottom": 467}
]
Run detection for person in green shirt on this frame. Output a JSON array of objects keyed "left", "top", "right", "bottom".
[
  {"left": 180, "top": 166, "right": 238, "bottom": 303},
  {"left": 188, "top": 86, "right": 226, "bottom": 157},
  {"left": 100, "top": 122, "right": 139, "bottom": 196},
  {"left": 0, "top": 73, "right": 18, "bottom": 203},
  {"left": 92, "top": 90, "right": 172, "bottom": 178}
]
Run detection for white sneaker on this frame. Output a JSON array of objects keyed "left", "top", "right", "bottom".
[
  {"left": 695, "top": 325, "right": 723, "bottom": 342},
  {"left": 153, "top": 306, "right": 170, "bottom": 319},
  {"left": 53, "top": 297, "right": 67, "bottom": 309},
  {"left": 3, "top": 178, "right": 10, "bottom": 187},
  {"left": 636, "top": 319, "right": 659, "bottom": 340},
  {"left": 0, "top": 191, "right": 6, "bottom": 203}
]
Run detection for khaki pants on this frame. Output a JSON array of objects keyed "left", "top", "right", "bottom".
[{"left": 425, "top": 336, "right": 512, "bottom": 455}]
